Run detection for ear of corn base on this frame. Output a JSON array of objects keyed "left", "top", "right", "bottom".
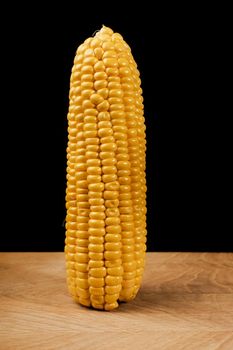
[{"left": 65, "top": 26, "right": 147, "bottom": 311}]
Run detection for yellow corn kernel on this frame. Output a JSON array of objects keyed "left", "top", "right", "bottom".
[
  {"left": 65, "top": 25, "right": 146, "bottom": 311},
  {"left": 105, "top": 302, "right": 118, "bottom": 311},
  {"left": 89, "top": 267, "right": 107, "bottom": 278},
  {"left": 89, "top": 287, "right": 104, "bottom": 296},
  {"left": 105, "top": 293, "right": 119, "bottom": 303}
]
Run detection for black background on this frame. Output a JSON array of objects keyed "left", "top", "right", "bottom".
[{"left": 1, "top": 4, "right": 232, "bottom": 251}]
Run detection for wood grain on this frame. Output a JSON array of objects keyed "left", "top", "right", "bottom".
[{"left": 0, "top": 253, "right": 233, "bottom": 350}]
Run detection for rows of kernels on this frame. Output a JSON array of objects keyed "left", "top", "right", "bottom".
[
  {"left": 65, "top": 108, "right": 78, "bottom": 300},
  {"left": 70, "top": 50, "right": 93, "bottom": 306},
  {"left": 78, "top": 41, "right": 107, "bottom": 310},
  {"left": 67, "top": 39, "right": 94, "bottom": 306},
  {"left": 96, "top": 35, "right": 123, "bottom": 310},
  {"left": 85, "top": 40, "right": 108, "bottom": 310},
  {"left": 107, "top": 38, "right": 137, "bottom": 301},
  {"left": 85, "top": 120, "right": 105, "bottom": 310},
  {"left": 113, "top": 33, "right": 146, "bottom": 299},
  {"left": 65, "top": 63, "right": 81, "bottom": 298},
  {"left": 65, "top": 67, "right": 83, "bottom": 303},
  {"left": 129, "top": 60, "right": 147, "bottom": 296}
]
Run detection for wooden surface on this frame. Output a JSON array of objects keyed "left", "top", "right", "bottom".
[{"left": 0, "top": 253, "right": 233, "bottom": 350}]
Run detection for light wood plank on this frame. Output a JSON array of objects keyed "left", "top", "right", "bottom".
[{"left": 0, "top": 253, "right": 233, "bottom": 349}]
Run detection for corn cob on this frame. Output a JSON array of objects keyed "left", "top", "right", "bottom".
[{"left": 65, "top": 25, "right": 147, "bottom": 310}]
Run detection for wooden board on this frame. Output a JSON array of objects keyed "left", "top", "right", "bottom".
[{"left": 0, "top": 253, "right": 233, "bottom": 350}]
